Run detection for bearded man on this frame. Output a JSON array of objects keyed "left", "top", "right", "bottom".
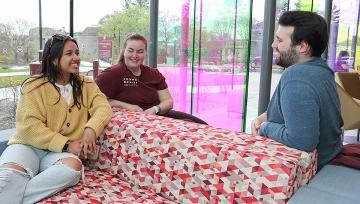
[{"left": 251, "top": 11, "right": 343, "bottom": 169}]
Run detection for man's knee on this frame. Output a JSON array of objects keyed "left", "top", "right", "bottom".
[
  {"left": 0, "top": 163, "right": 27, "bottom": 173},
  {"left": 60, "top": 158, "right": 82, "bottom": 171}
]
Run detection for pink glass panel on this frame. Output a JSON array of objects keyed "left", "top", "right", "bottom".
[{"left": 158, "top": 0, "right": 250, "bottom": 131}]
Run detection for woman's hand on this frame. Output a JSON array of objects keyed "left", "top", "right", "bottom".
[
  {"left": 125, "top": 104, "right": 143, "bottom": 111},
  {"left": 144, "top": 106, "right": 157, "bottom": 115},
  {"left": 81, "top": 127, "right": 96, "bottom": 159},
  {"left": 157, "top": 89, "right": 174, "bottom": 114},
  {"left": 108, "top": 99, "right": 143, "bottom": 111},
  {"left": 67, "top": 140, "right": 83, "bottom": 156}
]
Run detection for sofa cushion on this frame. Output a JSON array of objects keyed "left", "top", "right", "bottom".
[
  {"left": 0, "top": 128, "right": 15, "bottom": 154},
  {"left": 288, "top": 186, "right": 359, "bottom": 204},
  {"left": 39, "top": 169, "right": 174, "bottom": 204},
  {"left": 307, "top": 165, "right": 360, "bottom": 200},
  {"left": 288, "top": 165, "right": 360, "bottom": 203}
]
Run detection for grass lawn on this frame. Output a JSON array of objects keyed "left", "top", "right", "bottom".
[
  {"left": 0, "top": 76, "right": 29, "bottom": 88},
  {"left": 0, "top": 68, "right": 29, "bottom": 73}
]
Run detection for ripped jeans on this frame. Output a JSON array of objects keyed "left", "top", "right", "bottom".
[{"left": 0, "top": 144, "right": 82, "bottom": 204}]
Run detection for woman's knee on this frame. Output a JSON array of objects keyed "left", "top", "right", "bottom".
[
  {"left": 0, "top": 163, "right": 27, "bottom": 173},
  {"left": 59, "top": 157, "right": 82, "bottom": 171},
  {"left": 0, "top": 165, "right": 30, "bottom": 196}
]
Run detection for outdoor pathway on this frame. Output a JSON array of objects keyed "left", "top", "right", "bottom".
[{"left": 0, "top": 72, "right": 29, "bottom": 76}]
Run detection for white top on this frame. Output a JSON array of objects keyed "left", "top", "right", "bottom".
[{"left": 55, "top": 83, "right": 73, "bottom": 105}]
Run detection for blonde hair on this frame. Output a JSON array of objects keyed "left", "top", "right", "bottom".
[{"left": 117, "top": 33, "right": 148, "bottom": 64}]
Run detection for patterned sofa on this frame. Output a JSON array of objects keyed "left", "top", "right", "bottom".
[{"left": 40, "top": 110, "right": 317, "bottom": 203}]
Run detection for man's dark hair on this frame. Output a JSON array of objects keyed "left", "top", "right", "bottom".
[{"left": 278, "top": 11, "right": 328, "bottom": 57}]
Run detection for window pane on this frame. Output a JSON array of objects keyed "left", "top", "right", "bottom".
[
  {"left": 328, "top": 0, "right": 359, "bottom": 72},
  {"left": 74, "top": 0, "right": 123, "bottom": 68},
  {"left": 158, "top": 0, "right": 251, "bottom": 131},
  {"left": 355, "top": 18, "right": 360, "bottom": 72},
  {"left": 289, "top": 0, "right": 313, "bottom": 11},
  {"left": 74, "top": 0, "right": 149, "bottom": 71},
  {"left": 0, "top": 0, "right": 38, "bottom": 65}
]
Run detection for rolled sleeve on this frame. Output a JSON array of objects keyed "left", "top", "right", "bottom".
[{"left": 48, "top": 133, "right": 69, "bottom": 152}]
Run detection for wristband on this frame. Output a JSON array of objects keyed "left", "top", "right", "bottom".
[{"left": 154, "top": 105, "right": 161, "bottom": 114}]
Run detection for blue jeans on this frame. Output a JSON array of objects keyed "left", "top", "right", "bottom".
[{"left": 0, "top": 144, "right": 82, "bottom": 204}]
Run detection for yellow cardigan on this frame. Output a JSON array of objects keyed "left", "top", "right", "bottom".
[{"left": 8, "top": 75, "right": 112, "bottom": 152}]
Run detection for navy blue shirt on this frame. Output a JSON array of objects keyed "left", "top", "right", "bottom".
[{"left": 260, "top": 58, "right": 343, "bottom": 169}]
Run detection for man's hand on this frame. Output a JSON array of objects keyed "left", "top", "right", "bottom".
[
  {"left": 81, "top": 127, "right": 96, "bottom": 159},
  {"left": 251, "top": 112, "right": 267, "bottom": 135}
]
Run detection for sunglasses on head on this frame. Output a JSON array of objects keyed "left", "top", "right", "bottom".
[{"left": 49, "top": 34, "right": 73, "bottom": 50}]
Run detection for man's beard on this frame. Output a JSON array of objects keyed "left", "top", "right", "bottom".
[{"left": 275, "top": 46, "right": 299, "bottom": 68}]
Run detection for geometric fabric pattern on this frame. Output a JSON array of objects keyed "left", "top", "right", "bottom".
[
  {"left": 41, "top": 109, "right": 317, "bottom": 203},
  {"left": 39, "top": 169, "right": 175, "bottom": 204}
]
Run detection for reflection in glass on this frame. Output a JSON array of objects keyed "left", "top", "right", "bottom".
[
  {"left": 328, "top": 0, "right": 359, "bottom": 72},
  {"left": 158, "top": 0, "right": 251, "bottom": 131}
]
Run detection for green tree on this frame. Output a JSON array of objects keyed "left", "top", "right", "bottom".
[
  {"left": 0, "top": 19, "right": 32, "bottom": 64},
  {"left": 0, "top": 23, "right": 14, "bottom": 63},
  {"left": 205, "top": 2, "right": 251, "bottom": 66},
  {"left": 295, "top": 0, "right": 313, "bottom": 11},
  {"left": 99, "top": 5, "right": 149, "bottom": 62},
  {"left": 158, "top": 11, "right": 180, "bottom": 64},
  {"left": 122, "top": 0, "right": 149, "bottom": 9}
]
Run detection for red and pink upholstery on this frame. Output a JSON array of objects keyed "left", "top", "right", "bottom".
[{"left": 41, "top": 110, "right": 317, "bottom": 203}]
